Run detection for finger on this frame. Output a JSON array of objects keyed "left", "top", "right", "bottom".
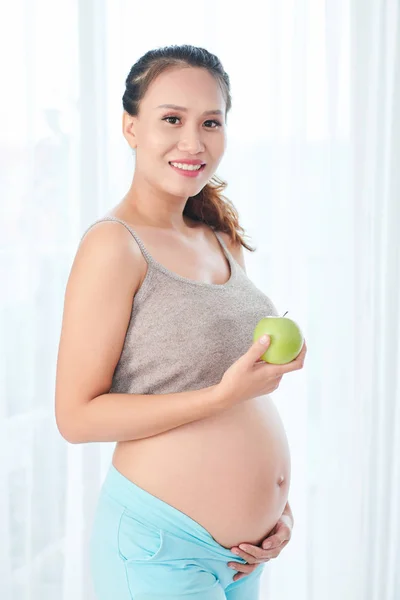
[
  {"left": 264, "top": 541, "right": 290, "bottom": 560},
  {"left": 268, "top": 540, "right": 290, "bottom": 558},
  {"left": 231, "top": 548, "right": 261, "bottom": 565},
  {"left": 262, "top": 534, "right": 289, "bottom": 550},
  {"left": 249, "top": 335, "right": 272, "bottom": 367},
  {"left": 228, "top": 561, "right": 257, "bottom": 574},
  {"left": 293, "top": 340, "right": 307, "bottom": 357},
  {"left": 232, "top": 564, "right": 258, "bottom": 582},
  {"left": 273, "top": 348, "right": 306, "bottom": 376},
  {"left": 235, "top": 544, "right": 271, "bottom": 562}
]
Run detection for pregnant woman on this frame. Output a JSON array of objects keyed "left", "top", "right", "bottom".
[{"left": 55, "top": 44, "right": 307, "bottom": 600}]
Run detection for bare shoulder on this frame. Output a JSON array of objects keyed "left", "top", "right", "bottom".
[
  {"left": 77, "top": 219, "right": 145, "bottom": 291},
  {"left": 217, "top": 230, "right": 247, "bottom": 273},
  {"left": 55, "top": 220, "right": 144, "bottom": 441}
]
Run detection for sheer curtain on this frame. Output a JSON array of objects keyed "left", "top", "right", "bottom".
[{"left": 1, "top": 0, "right": 399, "bottom": 599}]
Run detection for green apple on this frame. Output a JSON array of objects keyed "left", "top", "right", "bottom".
[{"left": 253, "top": 314, "right": 304, "bottom": 364}]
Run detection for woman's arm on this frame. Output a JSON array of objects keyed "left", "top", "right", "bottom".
[
  {"left": 55, "top": 222, "right": 228, "bottom": 444},
  {"left": 65, "top": 385, "right": 225, "bottom": 444}
]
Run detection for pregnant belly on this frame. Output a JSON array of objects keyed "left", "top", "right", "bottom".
[{"left": 112, "top": 394, "right": 291, "bottom": 549}]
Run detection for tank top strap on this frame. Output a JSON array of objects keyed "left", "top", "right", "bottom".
[
  {"left": 212, "top": 230, "right": 231, "bottom": 261},
  {"left": 80, "top": 215, "right": 155, "bottom": 263},
  {"left": 80, "top": 217, "right": 238, "bottom": 286}
]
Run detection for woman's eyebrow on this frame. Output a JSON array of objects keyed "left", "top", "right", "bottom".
[{"left": 155, "top": 104, "right": 223, "bottom": 116}]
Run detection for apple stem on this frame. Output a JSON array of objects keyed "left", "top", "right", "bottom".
[{"left": 283, "top": 311, "right": 288, "bottom": 317}]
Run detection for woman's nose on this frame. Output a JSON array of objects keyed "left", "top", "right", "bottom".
[{"left": 177, "top": 132, "right": 205, "bottom": 153}]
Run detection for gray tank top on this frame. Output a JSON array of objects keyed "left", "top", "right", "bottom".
[{"left": 80, "top": 216, "right": 279, "bottom": 395}]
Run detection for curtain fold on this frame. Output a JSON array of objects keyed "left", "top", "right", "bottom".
[{"left": 351, "top": 1, "right": 400, "bottom": 599}]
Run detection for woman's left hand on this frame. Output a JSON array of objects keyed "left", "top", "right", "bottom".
[{"left": 228, "top": 512, "right": 294, "bottom": 582}]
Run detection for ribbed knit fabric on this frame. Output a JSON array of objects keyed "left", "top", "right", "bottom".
[{"left": 80, "top": 216, "right": 279, "bottom": 395}]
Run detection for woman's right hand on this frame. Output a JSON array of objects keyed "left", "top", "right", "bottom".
[{"left": 217, "top": 335, "right": 307, "bottom": 406}]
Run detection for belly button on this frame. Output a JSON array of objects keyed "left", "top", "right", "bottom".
[{"left": 277, "top": 475, "right": 285, "bottom": 486}]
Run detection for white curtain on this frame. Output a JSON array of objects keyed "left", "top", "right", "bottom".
[{"left": 1, "top": 0, "right": 399, "bottom": 599}]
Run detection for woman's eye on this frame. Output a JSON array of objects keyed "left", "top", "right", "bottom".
[{"left": 162, "top": 116, "right": 221, "bottom": 128}]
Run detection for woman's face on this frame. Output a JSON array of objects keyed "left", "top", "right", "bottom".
[{"left": 124, "top": 67, "right": 227, "bottom": 197}]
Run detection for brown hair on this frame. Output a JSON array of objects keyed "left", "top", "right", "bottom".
[{"left": 122, "top": 44, "right": 255, "bottom": 252}]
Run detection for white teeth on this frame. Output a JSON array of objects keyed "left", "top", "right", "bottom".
[{"left": 170, "top": 162, "right": 203, "bottom": 171}]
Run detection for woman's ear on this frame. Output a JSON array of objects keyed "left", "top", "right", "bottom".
[{"left": 122, "top": 111, "right": 137, "bottom": 150}]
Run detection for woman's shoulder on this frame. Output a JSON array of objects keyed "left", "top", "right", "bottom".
[{"left": 217, "top": 230, "right": 247, "bottom": 272}]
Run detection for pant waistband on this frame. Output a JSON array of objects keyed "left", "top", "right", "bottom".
[{"left": 102, "top": 463, "right": 222, "bottom": 550}]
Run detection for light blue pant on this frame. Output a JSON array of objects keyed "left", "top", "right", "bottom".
[{"left": 90, "top": 464, "right": 266, "bottom": 599}]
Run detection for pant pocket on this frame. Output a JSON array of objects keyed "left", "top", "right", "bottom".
[{"left": 118, "top": 507, "right": 166, "bottom": 563}]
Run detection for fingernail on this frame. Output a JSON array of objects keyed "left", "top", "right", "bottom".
[
  {"left": 232, "top": 549, "right": 240, "bottom": 555},
  {"left": 263, "top": 542, "right": 272, "bottom": 549}
]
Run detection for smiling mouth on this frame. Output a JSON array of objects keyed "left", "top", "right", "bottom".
[
  {"left": 168, "top": 162, "right": 206, "bottom": 170},
  {"left": 168, "top": 162, "right": 207, "bottom": 176}
]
